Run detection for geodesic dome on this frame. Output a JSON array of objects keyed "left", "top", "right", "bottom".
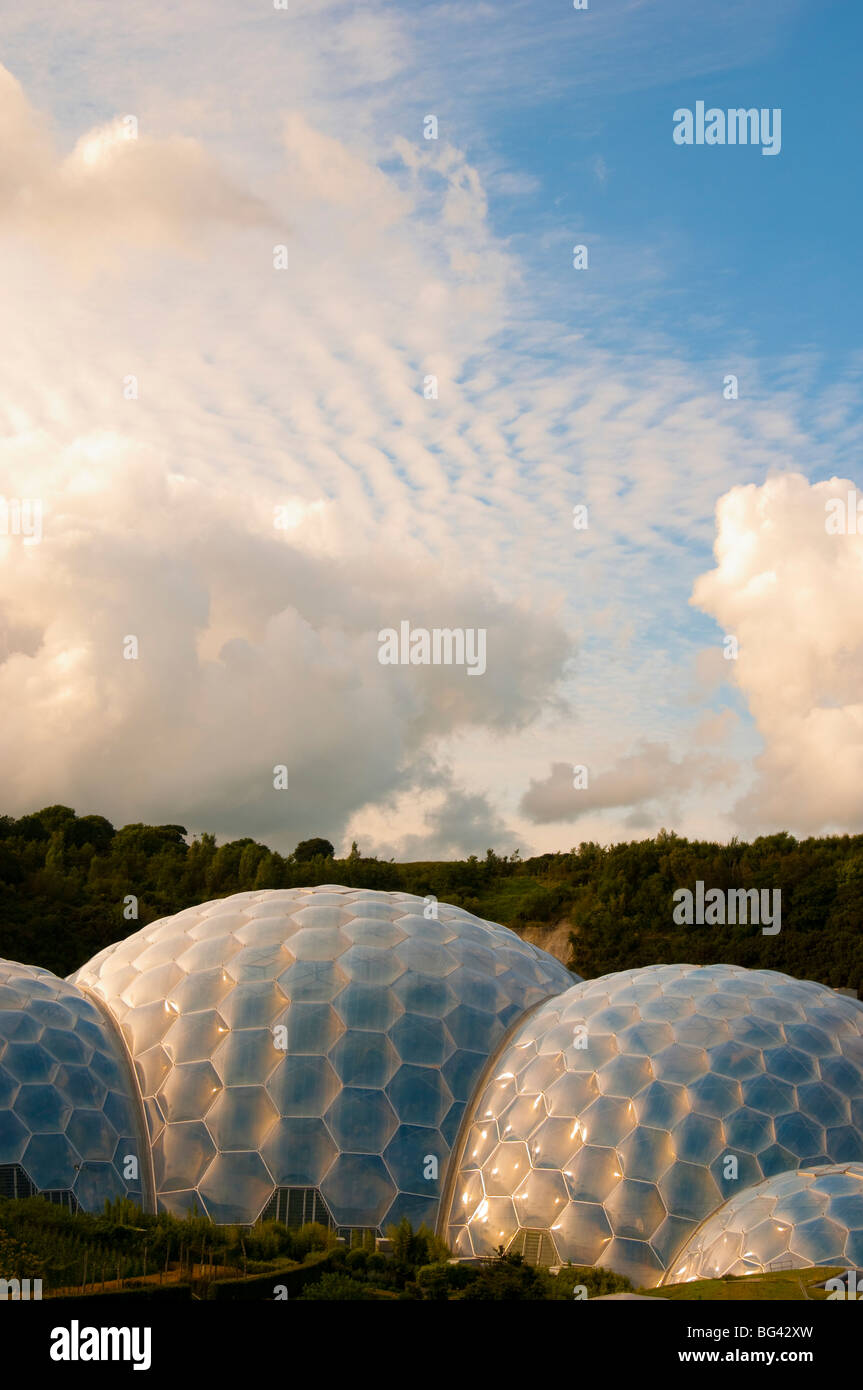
[
  {"left": 443, "top": 963, "right": 863, "bottom": 1286},
  {"left": 663, "top": 1162, "right": 863, "bottom": 1282},
  {"left": 68, "top": 886, "right": 576, "bottom": 1227},
  {"left": 0, "top": 960, "right": 149, "bottom": 1211}
]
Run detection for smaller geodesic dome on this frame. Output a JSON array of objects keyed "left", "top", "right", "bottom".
[
  {"left": 443, "top": 963, "right": 863, "bottom": 1286},
  {"left": 0, "top": 960, "right": 150, "bottom": 1211},
  {"left": 663, "top": 1163, "right": 863, "bottom": 1283}
]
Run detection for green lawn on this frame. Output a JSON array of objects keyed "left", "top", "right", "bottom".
[{"left": 643, "top": 1266, "right": 848, "bottom": 1301}]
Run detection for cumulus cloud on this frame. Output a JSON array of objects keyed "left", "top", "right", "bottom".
[
  {"left": 0, "top": 439, "right": 571, "bottom": 849},
  {"left": 686, "top": 472, "right": 863, "bottom": 828},
  {"left": 692, "top": 473, "right": 863, "bottom": 832}
]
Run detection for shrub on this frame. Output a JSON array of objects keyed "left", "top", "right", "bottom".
[
  {"left": 416, "top": 1261, "right": 480, "bottom": 1300},
  {"left": 298, "top": 1272, "right": 371, "bottom": 1300}
]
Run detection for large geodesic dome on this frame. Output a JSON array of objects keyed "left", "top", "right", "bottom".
[
  {"left": 443, "top": 963, "right": 863, "bottom": 1286},
  {"left": 663, "top": 1162, "right": 863, "bottom": 1283},
  {"left": 0, "top": 960, "right": 149, "bottom": 1210},
  {"left": 68, "top": 886, "right": 576, "bottom": 1227}
]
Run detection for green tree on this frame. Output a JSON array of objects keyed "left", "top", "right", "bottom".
[
  {"left": 65, "top": 815, "right": 115, "bottom": 853},
  {"left": 452, "top": 1249, "right": 545, "bottom": 1300},
  {"left": 293, "top": 838, "right": 335, "bottom": 862},
  {"left": 0, "top": 1226, "right": 43, "bottom": 1280}
]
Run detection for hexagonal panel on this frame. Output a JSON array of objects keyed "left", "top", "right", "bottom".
[
  {"left": 551, "top": 1200, "right": 613, "bottom": 1265},
  {"left": 218, "top": 983, "right": 287, "bottom": 1029},
  {"left": 152, "top": 1121, "right": 216, "bottom": 1192},
  {"left": 277, "top": 959, "right": 347, "bottom": 1004},
  {"left": 66, "top": 1109, "right": 118, "bottom": 1161},
  {"left": 320, "top": 1153, "right": 396, "bottom": 1227},
  {"left": 266, "top": 1053, "right": 340, "bottom": 1117},
  {"left": 387, "top": 1064, "right": 453, "bottom": 1129},
  {"left": 383, "top": 1124, "right": 446, "bottom": 1195},
  {"left": 659, "top": 1160, "right": 722, "bottom": 1223},
  {"left": 325, "top": 1087, "right": 398, "bottom": 1153},
  {"left": 672, "top": 1112, "right": 725, "bottom": 1166},
  {"left": 389, "top": 1012, "right": 459, "bottom": 1074},
  {"left": 21, "top": 1131, "right": 79, "bottom": 1189},
  {"left": 617, "top": 1124, "right": 675, "bottom": 1183},
  {"left": 261, "top": 1117, "right": 337, "bottom": 1186},
  {"left": 513, "top": 1167, "right": 569, "bottom": 1227},
  {"left": 158, "top": 1060, "right": 221, "bottom": 1123},
  {"left": 392, "top": 974, "right": 457, "bottom": 1019},
  {"left": 13, "top": 1084, "right": 72, "bottom": 1133},
  {"left": 211, "top": 1028, "right": 282, "bottom": 1086},
  {"left": 634, "top": 1081, "right": 688, "bottom": 1130},
  {"left": 205, "top": 1085, "right": 278, "bottom": 1150},
  {"left": 198, "top": 1150, "right": 274, "bottom": 1224},
  {"left": 564, "top": 1145, "right": 622, "bottom": 1204},
  {"left": 334, "top": 984, "right": 403, "bottom": 1032},
  {"left": 482, "top": 1140, "right": 531, "bottom": 1196},
  {"left": 328, "top": 1031, "right": 399, "bottom": 1088},
  {"left": 605, "top": 1178, "right": 666, "bottom": 1240},
  {"left": 163, "top": 1010, "right": 229, "bottom": 1065}
]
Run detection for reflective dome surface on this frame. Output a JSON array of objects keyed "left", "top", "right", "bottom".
[
  {"left": 444, "top": 963, "right": 863, "bottom": 1286},
  {"left": 0, "top": 960, "right": 149, "bottom": 1210},
  {"left": 70, "top": 886, "right": 575, "bottom": 1226},
  {"left": 664, "top": 1163, "right": 863, "bottom": 1282}
]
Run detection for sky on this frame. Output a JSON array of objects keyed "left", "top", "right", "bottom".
[{"left": 0, "top": 0, "right": 861, "bottom": 858}]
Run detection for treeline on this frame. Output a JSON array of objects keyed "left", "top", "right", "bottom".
[{"left": 0, "top": 807, "right": 860, "bottom": 992}]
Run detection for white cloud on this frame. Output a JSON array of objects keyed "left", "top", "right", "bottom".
[
  {"left": 692, "top": 473, "right": 863, "bottom": 832},
  {"left": 0, "top": 67, "right": 269, "bottom": 268}
]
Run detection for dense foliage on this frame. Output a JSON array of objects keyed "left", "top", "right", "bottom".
[
  {"left": 0, "top": 806, "right": 859, "bottom": 992},
  {"left": 299, "top": 1239, "right": 634, "bottom": 1301}
]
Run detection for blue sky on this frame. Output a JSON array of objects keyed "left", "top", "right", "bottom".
[
  {"left": 478, "top": 1, "right": 862, "bottom": 362},
  {"left": 0, "top": 0, "right": 861, "bottom": 854}
]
